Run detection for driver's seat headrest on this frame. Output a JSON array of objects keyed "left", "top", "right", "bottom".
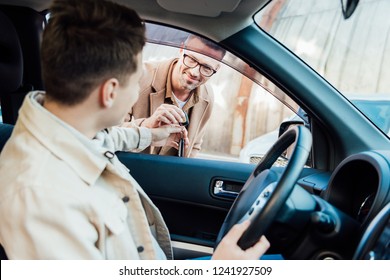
[{"left": 0, "top": 9, "right": 23, "bottom": 93}]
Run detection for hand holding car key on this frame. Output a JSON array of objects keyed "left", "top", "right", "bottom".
[{"left": 178, "top": 111, "right": 189, "bottom": 157}]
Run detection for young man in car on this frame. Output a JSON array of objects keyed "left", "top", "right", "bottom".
[
  {"left": 0, "top": 0, "right": 269, "bottom": 259},
  {"left": 125, "top": 34, "right": 226, "bottom": 157}
]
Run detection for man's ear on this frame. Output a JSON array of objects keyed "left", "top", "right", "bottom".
[{"left": 100, "top": 78, "right": 119, "bottom": 108}]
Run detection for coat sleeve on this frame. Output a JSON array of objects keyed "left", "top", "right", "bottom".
[{"left": 94, "top": 126, "right": 152, "bottom": 152}]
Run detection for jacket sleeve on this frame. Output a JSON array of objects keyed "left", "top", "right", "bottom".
[{"left": 94, "top": 126, "right": 152, "bottom": 152}]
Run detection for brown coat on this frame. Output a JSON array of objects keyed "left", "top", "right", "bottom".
[{"left": 131, "top": 58, "right": 214, "bottom": 157}]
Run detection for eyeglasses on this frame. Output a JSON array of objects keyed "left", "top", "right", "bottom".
[{"left": 182, "top": 54, "right": 217, "bottom": 77}]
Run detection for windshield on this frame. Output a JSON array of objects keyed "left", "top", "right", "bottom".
[{"left": 255, "top": 0, "right": 390, "bottom": 135}]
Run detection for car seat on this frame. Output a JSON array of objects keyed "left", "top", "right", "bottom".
[
  {"left": 0, "top": 9, "right": 23, "bottom": 125},
  {"left": 0, "top": 6, "right": 45, "bottom": 124},
  {"left": 0, "top": 8, "right": 19, "bottom": 260},
  {"left": 0, "top": 123, "right": 13, "bottom": 151}
]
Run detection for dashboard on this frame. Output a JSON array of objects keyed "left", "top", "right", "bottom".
[
  {"left": 324, "top": 151, "right": 390, "bottom": 226},
  {"left": 294, "top": 150, "right": 390, "bottom": 228},
  {"left": 295, "top": 151, "right": 390, "bottom": 259}
]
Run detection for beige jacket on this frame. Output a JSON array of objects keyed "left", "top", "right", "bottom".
[
  {"left": 131, "top": 58, "right": 214, "bottom": 157},
  {"left": 0, "top": 91, "right": 173, "bottom": 260}
]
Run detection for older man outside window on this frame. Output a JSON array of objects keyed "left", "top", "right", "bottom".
[{"left": 126, "top": 35, "right": 226, "bottom": 157}]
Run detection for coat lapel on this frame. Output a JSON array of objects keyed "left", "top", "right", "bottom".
[
  {"left": 149, "top": 59, "right": 176, "bottom": 116},
  {"left": 150, "top": 90, "right": 166, "bottom": 116},
  {"left": 185, "top": 98, "right": 209, "bottom": 156}
]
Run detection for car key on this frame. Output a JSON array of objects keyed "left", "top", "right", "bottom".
[{"left": 178, "top": 111, "right": 189, "bottom": 157}]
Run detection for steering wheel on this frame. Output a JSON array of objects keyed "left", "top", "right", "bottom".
[
  {"left": 216, "top": 125, "right": 312, "bottom": 250},
  {"left": 353, "top": 202, "right": 390, "bottom": 260}
]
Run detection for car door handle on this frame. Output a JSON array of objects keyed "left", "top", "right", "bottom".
[{"left": 212, "top": 179, "right": 244, "bottom": 199}]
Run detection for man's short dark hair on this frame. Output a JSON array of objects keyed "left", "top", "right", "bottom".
[{"left": 41, "top": 0, "right": 145, "bottom": 105}]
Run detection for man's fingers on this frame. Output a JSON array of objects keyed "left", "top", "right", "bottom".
[
  {"left": 225, "top": 220, "right": 251, "bottom": 242},
  {"left": 163, "top": 104, "right": 186, "bottom": 118},
  {"left": 170, "top": 109, "right": 186, "bottom": 123},
  {"left": 158, "top": 112, "right": 177, "bottom": 124},
  {"left": 158, "top": 105, "right": 186, "bottom": 123},
  {"left": 168, "top": 140, "right": 179, "bottom": 149},
  {"left": 246, "top": 235, "right": 270, "bottom": 257},
  {"left": 165, "top": 125, "right": 184, "bottom": 134}
]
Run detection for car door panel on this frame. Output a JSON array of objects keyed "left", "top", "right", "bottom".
[{"left": 117, "top": 152, "right": 253, "bottom": 248}]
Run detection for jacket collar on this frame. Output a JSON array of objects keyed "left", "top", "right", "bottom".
[{"left": 18, "top": 91, "right": 109, "bottom": 186}]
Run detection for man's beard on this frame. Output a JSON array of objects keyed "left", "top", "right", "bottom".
[{"left": 179, "top": 73, "right": 199, "bottom": 91}]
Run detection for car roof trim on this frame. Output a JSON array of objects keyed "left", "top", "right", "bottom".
[
  {"left": 156, "top": 0, "right": 242, "bottom": 17},
  {"left": 1, "top": 0, "right": 270, "bottom": 41}
]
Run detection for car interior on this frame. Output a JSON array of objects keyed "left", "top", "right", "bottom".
[{"left": 0, "top": 0, "right": 389, "bottom": 260}]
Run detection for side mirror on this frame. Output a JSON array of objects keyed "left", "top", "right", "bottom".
[
  {"left": 278, "top": 120, "right": 311, "bottom": 166},
  {"left": 278, "top": 120, "right": 305, "bottom": 138}
]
